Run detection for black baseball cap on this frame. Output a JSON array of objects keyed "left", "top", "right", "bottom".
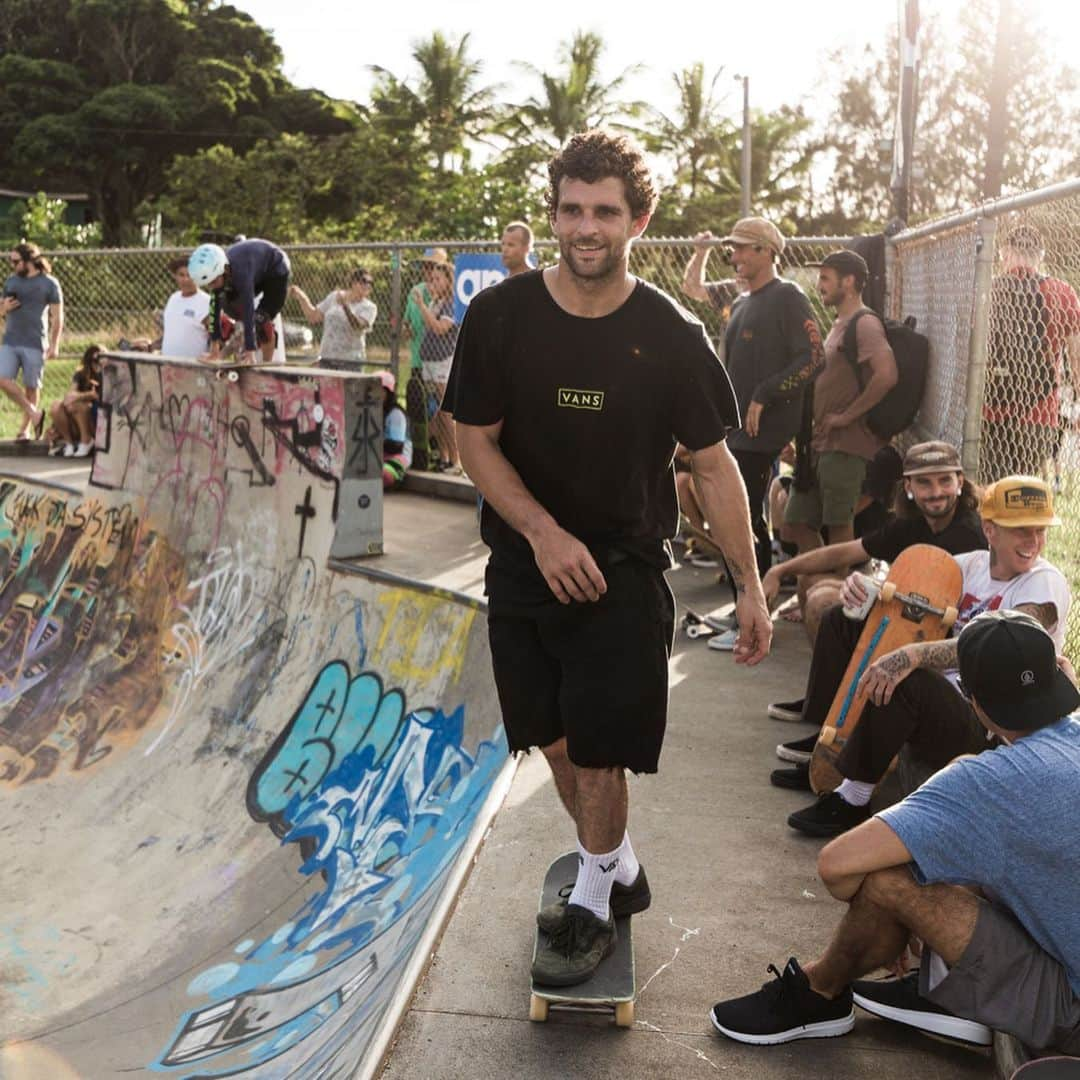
[
  {"left": 810, "top": 250, "right": 869, "bottom": 289},
  {"left": 957, "top": 610, "right": 1080, "bottom": 730}
]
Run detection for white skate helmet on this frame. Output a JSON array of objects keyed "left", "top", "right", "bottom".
[{"left": 188, "top": 243, "right": 228, "bottom": 287}]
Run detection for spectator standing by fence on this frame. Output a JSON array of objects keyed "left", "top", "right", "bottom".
[
  {"left": 290, "top": 268, "right": 377, "bottom": 368},
  {"left": 500, "top": 221, "right": 534, "bottom": 277},
  {"left": 415, "top": 251, "right": 460, "bottom": 473},
  {"left": 160, "top": 257, "right": 210, "bottom": 358},
  {"left": 403, "top": 253, "right": 442, "bottom": 470},
  {"left": 982, "top": 224, "right": 1080, "bottom": 480},
  {"left": 0, "top": 242, "right": 63, "bottom": 441}
]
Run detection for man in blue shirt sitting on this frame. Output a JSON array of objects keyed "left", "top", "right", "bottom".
[{"left": 710, "top": 609, "right": 1080, "bottom": 1057}]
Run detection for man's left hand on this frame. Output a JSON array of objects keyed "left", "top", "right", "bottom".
[
  {"left": 744, "top": 401, "right": 764, "bottom": 438},
  {"left": 734, "top": 589, "right": 772, "bottom": 666},
  {"left": 858, "top": 645, "right": 916, "bottom": 706},
  {"left": 45, "top": 345, "right": 58, "bottom": 361}
]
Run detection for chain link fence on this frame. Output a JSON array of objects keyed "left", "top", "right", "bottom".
[{"left": 889, "top": 177, "right": 1080, "bottom": 657}]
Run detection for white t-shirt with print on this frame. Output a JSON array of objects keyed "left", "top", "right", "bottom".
[
  {"left": 953, "top": 550, "right": 1071, "bottom": 651},
  {"left": 161, "top": 289, "right": 211, "bottom": 358},
  {"left": 317, "top": 292, "right": 377, "bottom": 363}
]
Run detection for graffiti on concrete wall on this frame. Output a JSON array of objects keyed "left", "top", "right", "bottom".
[
  {"left": 0, "top": 482, "right": 187, "bottom": 785},
  {"left": 153, "top": 650, "right": 505, "bottom": 1077}
]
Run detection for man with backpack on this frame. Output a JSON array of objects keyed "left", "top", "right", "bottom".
[
  {"left": 982, "top": 225, "right": 1080, "bottom": 480},
  {"left": 784, "top": 251, "right": 898, "bottom": 551}
]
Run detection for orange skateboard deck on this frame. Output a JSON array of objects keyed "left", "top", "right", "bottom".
[{"left": 809, "top": 544, "right": 963, "bottom": 794}]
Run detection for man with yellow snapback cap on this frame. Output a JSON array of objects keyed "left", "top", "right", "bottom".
[{"left": 786, "top": 474, "right": 1071, "bottom": 837}]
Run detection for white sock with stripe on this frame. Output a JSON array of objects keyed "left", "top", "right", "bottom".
[
  {"left": 567, "top": 841, "right": 620, "bottom": 921},
  {"left": 614, "top": 831, "right": 640, "bottom": 887}
]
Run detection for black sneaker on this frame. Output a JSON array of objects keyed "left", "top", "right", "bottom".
[
  {"left": 788, "top": 792, "right": 871, "bottom": 837},
  {"left": 771, "top": 763, "right": 812, "bottom": 791},
  {"left": 776, "top": 732, "right": 818, "bottom": 764},
  {"left": 531, "top": 904, "right": 616, "bottom": 987},
  {"left": 710, "top": 957, "right": 854, "bottom": 1044},
  {"left": 852, "top": 971, "right": 992, "bottom": 1046},
  {"left": 536, "top": 866, "right": 651, "bottom": 934},
  {"left": 767, "top": 698, "right": 805, "bottom": 723}
]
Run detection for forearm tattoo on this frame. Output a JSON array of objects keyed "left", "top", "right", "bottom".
[
  {"left": 877, "top": 650, "right": 914, "bottom": 678},
  {"left": 1017, "top": 602, "right": 1057, "bottom": 630},
  {"left": 728, "top": 561, "right": 750, "bottom": 597},
  {"left": 910, "top": 639, "right": 959, "bottom": 671}
]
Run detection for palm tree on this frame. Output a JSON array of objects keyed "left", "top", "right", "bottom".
[
  {"left": 641, "top": 63, "right": 731, "bottom": 199},
  {"left": 371, "top": 31, "right": 500, "bottom": 172},
  {"left": 508, "top": 31, "right": 645, "bottom": 158}
]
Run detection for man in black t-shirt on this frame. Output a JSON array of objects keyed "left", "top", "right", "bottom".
[
  {"left": 445, "top": 130, "right": 772, "bottom": 988},
  {"left": 761, "top": 441, "right": 987, "bottom": 789}
]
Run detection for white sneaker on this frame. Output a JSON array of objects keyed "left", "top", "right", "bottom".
[
  {"left": 707, "top": 627, "right": 739, "bottom": 651},
  {"left": 688, "top": 554, "right": 720, "bottom": 568},
  {"left": 73, "top": 442, "right": 93, "bottom": 458},
  {"left": 62, "top": 444, "right": 76, "bottom": 457}
]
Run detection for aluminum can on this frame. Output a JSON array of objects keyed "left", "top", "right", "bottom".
[{"left": 842, "top": 572, "right": 880, "bottom": 620}]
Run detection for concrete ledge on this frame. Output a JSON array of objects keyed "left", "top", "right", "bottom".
[
  {"left": 0, "top": 439, "right": 49, "bottom": 457},
  {"left": 403, "top": 469, "right": 477, "bottom": 504}
]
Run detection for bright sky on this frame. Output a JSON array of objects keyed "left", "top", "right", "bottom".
[{"left": 236, "top": 0, "right": 1074, "bottom": 128}]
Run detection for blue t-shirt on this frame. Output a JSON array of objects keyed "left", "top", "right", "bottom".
[
  {"left": 3, "top": 273, "right": 62, "bottom": 350},
  {"left": 878, "top": 716, "right": 1080, "bottom": 994},
  {"left": 384, "top": 405, "right": 412, "bottom": 467}
]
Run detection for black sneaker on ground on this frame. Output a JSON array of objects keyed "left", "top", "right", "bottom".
[
  {"left": 771, "top": 763, "right": 812, "bottom": 791},
  {"left": 776, "top": 732, "right": 818, "bottom": 764},
  {"left": 710, "top": 957, "right": 854, "bottom": 1045},
  {"left": 531, "top": 904, "right": 616, "bottom": 987},
  {"left": 788, "top": 792, "right": 871, "bottom": 837},
  {"left": 767, "top": 698, "right": 805, "bottom": 723},
  {"left": 536, "top": 866, "right": 651, "bottom": 934},
  {"left": 852, "top": 971, "right": 992, "bottom": 1045}
]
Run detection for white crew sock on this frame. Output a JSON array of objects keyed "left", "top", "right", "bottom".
[
  {"left": 614, "top": 831, "right": 640, "bottom": 887},
  {"left": 835, "top": 778, "right": 875, "bottom": 806},
  {"left": 567, "top": 841, "right": 620, "bottom": 921}
]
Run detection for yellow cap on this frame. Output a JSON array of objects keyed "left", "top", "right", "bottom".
[{"left": 980, "top": 476, "right": 1061, "bottom": 527}]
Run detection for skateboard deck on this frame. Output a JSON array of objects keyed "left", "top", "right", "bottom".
[
  {"left": 1012, "top": 1059, "right": 1080, "bottom": 1079},
  {"left": 809, "top": 544, "right": 962, "bottom": 794},
  {"left": 682, "top": 608, "right": 731, "bottom": 639},
  {"left": 529, "top": 851, "right": 635, "bottom": 1027}
]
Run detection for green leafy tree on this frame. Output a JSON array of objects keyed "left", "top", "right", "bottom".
[
  {"left": 0, "top": 0, "right": 354, "bottom": 244},
  {"left": 3, "top": 193, "right": 102, "bottom": 250},
  {"left": 370, "top": 32, "right": 500, "bottom": 173}
]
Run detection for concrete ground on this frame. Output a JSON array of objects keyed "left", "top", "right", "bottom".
[{"left": 378, "top": 505, "right": 993, "bottom": 1080}]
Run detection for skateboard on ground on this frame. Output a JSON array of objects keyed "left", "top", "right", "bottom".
[
  {"left": 809, "top": 544, "right": 962, "bottom": 794},
  {"left": 529, "top": 851, "right": 635, "bottom": 1027},
  {"left": 1012, "top": 1059, "right": 1080, "bottom": 1079},
  {"left": 682, "top": 608, "right": 731, "bottom": 639}
]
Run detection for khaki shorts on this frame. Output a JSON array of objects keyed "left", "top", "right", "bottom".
[
  {"left": 922, "top": 899, "right": 1080, "bottom": 1054},
  {"left": 785, "top": 450, "right": 867, "bottom": 530}
]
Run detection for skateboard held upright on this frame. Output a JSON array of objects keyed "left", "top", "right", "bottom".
[
  {"left": 529, "top": 851, "right": 636, "bottom": 1027},
  {"left": 809, "top": 544, "right": 962, "bottom": 794}
]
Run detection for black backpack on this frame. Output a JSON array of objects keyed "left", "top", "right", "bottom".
[
  {"left": 842, "top": 309, "right": 929, "bottom": 439},
  {"left": 985, "top": 272, "right": 1053, "bottom": 410}
]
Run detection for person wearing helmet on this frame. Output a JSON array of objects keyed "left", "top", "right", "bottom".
[
  {"left": 378, "top": 369, "right": 412, "bottom": 490},
  {"left": 188, "top": 238, "right": 291, "bottom": 366}
]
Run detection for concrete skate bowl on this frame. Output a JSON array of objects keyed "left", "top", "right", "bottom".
[{"left": 0, "top": 356, "right": 509, "bottom": 1079}]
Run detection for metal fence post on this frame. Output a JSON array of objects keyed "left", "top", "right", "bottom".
[
  {"left": 961, "top": 215, "right": 998, "bottom": 478},
  {"left": 389, "top": 245, "right": 403, "bottom": 387}
]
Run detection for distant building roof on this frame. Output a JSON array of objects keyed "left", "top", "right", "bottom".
[{"left": 0, "top": 188, "right": 89, "bottom": 202}]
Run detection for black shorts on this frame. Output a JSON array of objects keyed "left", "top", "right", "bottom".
[{"left": 487, "top": 557, "right": 675, "bottom": 774}]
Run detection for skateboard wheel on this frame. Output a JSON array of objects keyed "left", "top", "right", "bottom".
[
  {"left": 819, "top": 726, "right": 836, "bottom": 747},
  {"left": 942, "top": 605, "right": 958, "bottom": 630},
  {"left": 529, "top": 995, "right": 549, "bottom": 1022},
  {"left": 228, "top": 370, "right": 239, "bottom": 382},
  {"left": 880, "top": 582, "right": 896, "bottom": 602},
  {"left": 615, "top": 1001, "right": 634, "bottom": 1027}
]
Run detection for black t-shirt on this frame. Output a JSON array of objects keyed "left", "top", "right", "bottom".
[
  {"left": 723, "top": 277, "right": 819, "bottom": 455},
  {"left": 861, "top": 508, "right": 988, "bottom": 564},
  {"left": 445, "top": 270, "right": 740, "bottom": 603}
]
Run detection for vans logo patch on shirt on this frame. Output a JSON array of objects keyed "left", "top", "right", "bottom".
[{"left": 557, "top": 388, "right": 604, "bottom": 411}]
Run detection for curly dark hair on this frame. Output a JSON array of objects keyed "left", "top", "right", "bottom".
[
  {"left": 546, "top": 129, "right": 658, "bottom": 221},
  {"left": 894, "top": 476, "right": 980, "bottom": 520}
]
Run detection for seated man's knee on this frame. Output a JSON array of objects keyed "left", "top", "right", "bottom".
[{"left": 859, "top": 865, "right": 917, "bottom": 909}]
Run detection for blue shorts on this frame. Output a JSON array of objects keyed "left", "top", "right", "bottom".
[{"left": 0, "top": 345, "right": 44, "bottom": 389}]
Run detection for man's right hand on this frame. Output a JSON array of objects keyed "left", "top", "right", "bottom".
[
  {"left": 0, "top": 296, "right": 19, "bottom": 315},
  {"left": 840, "top": 571, "right": 869, "bottom": 611},
  {"left": 531, "top": 525, "right": 607, "bottom": 604},
  {"left": 692, "top": 230, "right": 716, "bottom": 253}
]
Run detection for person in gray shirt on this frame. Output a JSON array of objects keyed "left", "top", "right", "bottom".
[{"left": 0, "top": 242, "right": 63, "bottom": 439}]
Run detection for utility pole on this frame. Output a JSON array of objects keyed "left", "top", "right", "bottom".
[
  {"left": 984, "top": 0, "right": 1013, "bottom": 198},
  {"left": 890, "top": 0, "right": 920, "bottom": 226},
  {"left": 735, "top": 74, "right": 751, "bottom": 217}
]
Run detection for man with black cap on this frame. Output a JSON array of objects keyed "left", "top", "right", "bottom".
[
  {"left": 785, "top": 474, "right": 1070, "bottom": 835},
  {"left": 709, "top": 609, "right": 1080, "bottom": 1056},
  {"left": 783, "top": 251, "right": 897, "bottom": 553},
  {"left": 690, "top": 216, "right": 823, "bottom": 651},
  {"left": 764, "top": 440, "right": 986, "bottom": 774}
]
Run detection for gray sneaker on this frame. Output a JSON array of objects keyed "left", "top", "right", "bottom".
[
  {"left": 531, "top": 904, "right": 617, "bottom": 986},
  {"left": 536, "top": 866, "right": 651, "bottom": 934}
]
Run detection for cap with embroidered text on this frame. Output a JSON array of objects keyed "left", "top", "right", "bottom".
[{"left": 980, "top": 476, "right": 1060, "bottom": 527}]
